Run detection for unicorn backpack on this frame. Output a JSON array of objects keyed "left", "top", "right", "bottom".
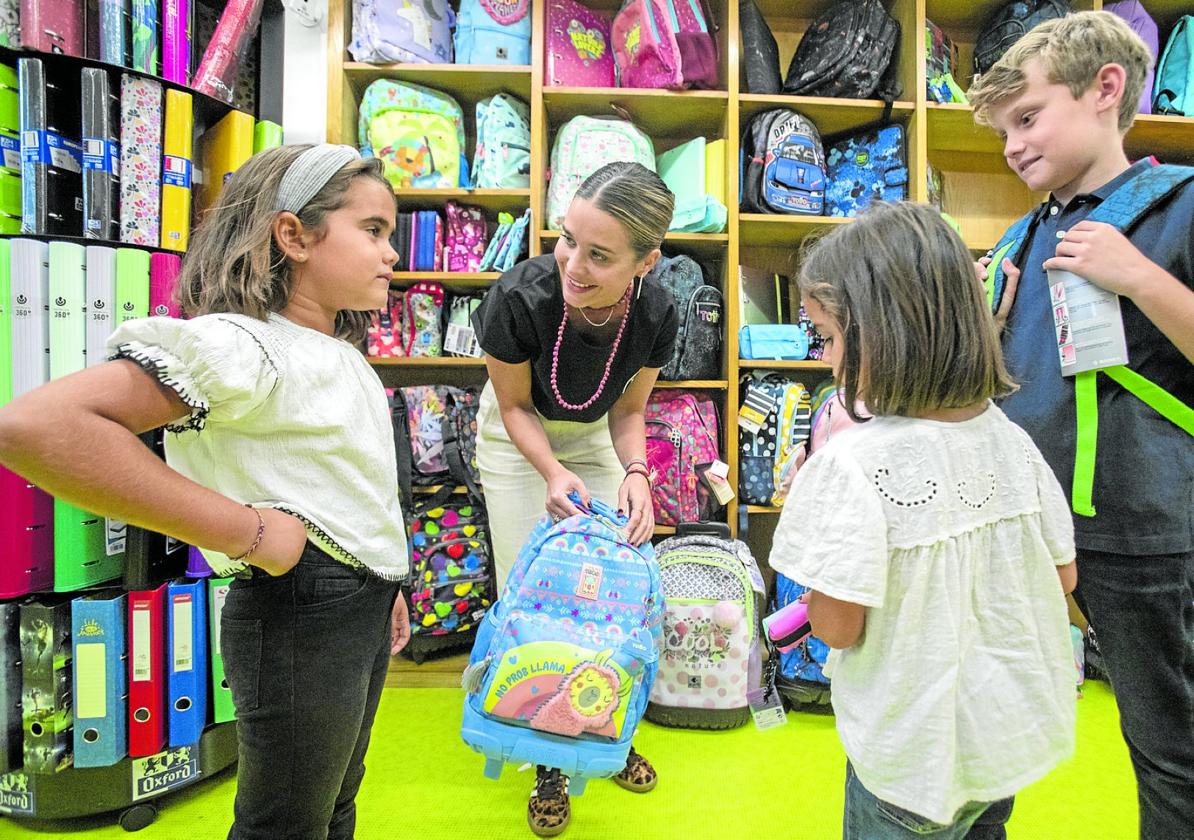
[
  {"left": 349, "top": 0, "right": 454, "bottom": 64},
  {"left": 545, "top": 115, "right": 655, "bottom": 230},
  {"left": 460, "top": 494, "right": 663, "bottom": 793},
  {"left": 647, "top": 522, "right": 766, "bottom": 729},
  {"left": 359, "top": 79, "right": 466, "bottom": 189}
]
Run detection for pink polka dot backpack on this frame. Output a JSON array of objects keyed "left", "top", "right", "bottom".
[{"left": 645, "top": 522, "right": 766, "bottom": 729}]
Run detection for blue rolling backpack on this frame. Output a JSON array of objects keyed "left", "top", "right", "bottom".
[{"left": 460, "top": 494, "right": 663, "bottom": 794}]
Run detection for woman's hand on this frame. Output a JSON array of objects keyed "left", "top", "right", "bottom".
[
  {"left": 545, "top": 467, "right": 589, "bottom": 521},
  {"left": 618, "top": 471, "right": 655, "bottom": 546},
  {"left": 390, "top": 593, "right": 411, "bottom": 655},
  {"left": 249, "top": 508, "right": 308, "bottom": 576}
]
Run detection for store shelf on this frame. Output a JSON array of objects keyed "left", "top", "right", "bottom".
[
  {"left": 391, "top": 188, "right": 531, "bottom": 213},
  {"left": 1126, "top": 114, "right": 1194, "bottom": 166},
  {"left": 739, "top": 360, "right": 832, "bottom": 371},
  {"left": 739, "top": 214, "right": 850, "bottom": 248},
  {"left": 540, "top": 230, "right": 729, "bottom": 259},
  {"left": 369, "top": 356, "right": 486, "bottom": 367},
  {"left": 739, "top": 94, "right": 915, "bottom": 136},
  {"left": 656, "top": 380, "right": 728, "bottom": 389},
  {"left": 344, "top": 62, "right": 532, "bottom": 100},
  {"left": 542, "top": 87, "right": 730, "bottom": 139},
  {"left": 391, "top": 272, "right": 500, "bottom": 289}
]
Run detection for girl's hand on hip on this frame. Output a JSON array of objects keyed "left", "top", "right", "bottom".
[
  {"left": 251, "top": 508, "right": 308, "bottom": 576},
  {"left": 390, "top": 593, "right": 411, "bottom": 655},
  {"left": 545, "top": 467, "right": 588, "bottom": 521},
  {"left": 618, "top": 471, "right": 655, "bottom": 546}
]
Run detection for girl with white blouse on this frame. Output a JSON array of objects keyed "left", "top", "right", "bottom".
[
  {"left": 0, "top": 144, "right": 409, "bottom": 840},
  {"left": 771, "top": 202, "right": 1078, "bottom": 840}
]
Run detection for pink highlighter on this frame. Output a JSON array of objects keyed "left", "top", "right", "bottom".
[{"left": 762, "top": 600, "right": 813, "bottom": 653}]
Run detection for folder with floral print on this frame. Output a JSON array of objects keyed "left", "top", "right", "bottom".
[{"left": 119, "top": 74, "right": 162, "bottom": 246}]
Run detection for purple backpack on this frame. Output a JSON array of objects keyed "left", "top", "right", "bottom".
[
  {"left": 445, "top": 201, "right": 488, "bottom": 273},
  {"left": 1106, "top": 1, "right": 1158, "bottom": 114}
]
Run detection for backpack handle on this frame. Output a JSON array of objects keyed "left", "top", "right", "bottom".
[{"left": 566, "top": 491, "right": 629, "bottom": 528}]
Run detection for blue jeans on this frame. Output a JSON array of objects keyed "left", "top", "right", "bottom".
[
  {"left": 843, "top": 763, "right": 1014, "bottom": 839},
  {"left": 220, "top": 543, "right": 399, "bottom": 840},
  {"left": 1073, "top": 549, "right": 1194, "bottom": 840}
]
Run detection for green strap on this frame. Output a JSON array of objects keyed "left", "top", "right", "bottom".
[
  {"left": 1072, "top": 372, "right": 1099, "bottom": 517},
  {"left": 1072, "top": 365, "right": 1194, "bottom": 517}
]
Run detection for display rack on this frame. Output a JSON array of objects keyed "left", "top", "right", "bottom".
[{"left": 326, "top": 0, "right": 1193, "bottom": 550}]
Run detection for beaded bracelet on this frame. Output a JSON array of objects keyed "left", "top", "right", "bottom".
[
  {"left": 623, "top": 466, "right": 652, "bottom": 488},
  {"left": 229, "top": 507, "right": 266, "bottom": 563}
]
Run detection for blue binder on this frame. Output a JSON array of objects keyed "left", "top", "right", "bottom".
[
  {"left": 71, "top": 591, "right": 128, "bottom": 767},
  {"left": 166, "top": 578, "right": 207, "bottom": 747}
]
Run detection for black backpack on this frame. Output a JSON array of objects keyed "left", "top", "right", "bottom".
[
  {"left": 739, "top": 0, "right": 781, "bottom": 94},
  {"left": 973, "top": 0, "right": 1071, "bottom": 75},
  {"left": 651, "top": 255, "right": 723, "bottom": 381},
  {"left": 782, "top": 0, "right": 901, "bottom": 100}
]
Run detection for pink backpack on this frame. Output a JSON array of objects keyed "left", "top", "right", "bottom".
[
  {"left": 367, "top": 290, "right": 405, "bottom": 358},
  {"left": 614, "top": 0, "right": 718, "bottom": 89},
  {"left": 546, "top": 0, "right": 616, "bottom": 87},
  {"left": 645, "top": 391, "right": 721, "bottom": 526},
  {"left": 613, "top": 0, "right": 683, "bottom": 89},
  {"left": 445, "top": 201, "right": 488, "bottom": 273}
]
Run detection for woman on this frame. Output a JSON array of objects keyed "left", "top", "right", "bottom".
[{"left": 471, "top": 161, "right": 678, "bottom": 837}]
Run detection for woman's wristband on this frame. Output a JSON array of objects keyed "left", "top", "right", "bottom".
[
  {"left": 623, "top": 466, "right": 652, "bottom": 488},
  {"left": 622, "top": 457, "right": 648, "bottom": 472}
]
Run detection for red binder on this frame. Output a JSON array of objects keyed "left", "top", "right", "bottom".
[{"left": 127, "top": 582, "right": 167, "bottom": 757}]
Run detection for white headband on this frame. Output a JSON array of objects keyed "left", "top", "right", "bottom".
[{"left": 274, "top": 145, "right": 362, "bottom": 214}]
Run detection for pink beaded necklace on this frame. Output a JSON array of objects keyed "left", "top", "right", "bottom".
[{"left": 550, "top": 282, "right": 633, "bottom": 412}]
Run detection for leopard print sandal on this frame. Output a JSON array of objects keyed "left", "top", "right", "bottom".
[
  {"left": 613, "top": 746, "right": 657, "bottom": 793},
  {"left": 528, "top": 766, "right": 571, "bottom": 837}
]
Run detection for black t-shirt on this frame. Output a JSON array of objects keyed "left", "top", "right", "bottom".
[{"left": 472, "top": 255, "right": 679, "bottom": 423}]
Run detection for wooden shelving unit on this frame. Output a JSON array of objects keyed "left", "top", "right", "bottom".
[{"left": 328, "top": 0, "right": 1194, "bottom": 541}]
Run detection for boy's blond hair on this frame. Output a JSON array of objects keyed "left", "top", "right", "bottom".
[{"left": 969, "top": 11, "right": 1153, "bottom": 133}]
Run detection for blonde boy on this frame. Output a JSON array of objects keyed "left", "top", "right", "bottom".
[{"left": 969, "top": 13, "right": 1194, "bottom": 839}]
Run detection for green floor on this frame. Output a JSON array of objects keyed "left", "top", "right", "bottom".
[{"left": 4, "top": 681, "right": 1135, "bottom": 840}]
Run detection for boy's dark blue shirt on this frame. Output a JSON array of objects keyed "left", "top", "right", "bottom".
[{"left": 1000, "top": 159, "right": 1194, "bottom": 555}]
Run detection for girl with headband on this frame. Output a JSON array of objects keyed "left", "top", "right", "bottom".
[{"left": 0, "top": 144, "right": 409, "bottom": 838}]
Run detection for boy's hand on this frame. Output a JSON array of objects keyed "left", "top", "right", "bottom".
[
  {"left": 993, "top": 258, "right": 1021, "bottom": 334},
  {"left": 975, "top": 255, "right": 1020, "bottom": 333},
  {"left": 1045, "top": 221, "right": 1157, "bottom": 298}
]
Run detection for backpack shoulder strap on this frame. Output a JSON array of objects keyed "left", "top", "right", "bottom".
[
  {"left": 987, "top": 209, "right": 1037, "bottom": 312},
  {"left": 1086, "top": 163, "right": 1194, "bottom": 228},
  {"left": 987, "top": 164, "right": 1194, "bottom": 312}
]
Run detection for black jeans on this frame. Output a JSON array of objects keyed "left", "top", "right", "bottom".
[
  {"left": 1074, "top": 549, "right": 1194, "bottom": 840},
  {"left": 220, "top": 543, "right": 399, "bottom": 840}
]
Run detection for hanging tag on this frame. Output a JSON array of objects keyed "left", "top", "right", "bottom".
[
  {"left": 444, "top": 322, "right": 482, "bottom": 357},
  {"left": 746, "top": 687, "right": 788, "bottom": 730},
  {"left": 461, "top": 657, "right": 490, "bottom": 694},
  {"left": 703, "top": 468, "right": 735, "bottom": 504},
  {"left": 738, "top": 383, "right": 777, "bottom": 434}
]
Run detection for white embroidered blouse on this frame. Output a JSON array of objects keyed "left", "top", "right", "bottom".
[
  {"left": 108, "top": 312, "right": 408, "bottom": 580},
  {"left": 770, "top": 403, "right": 1076, "bottom": 824}
]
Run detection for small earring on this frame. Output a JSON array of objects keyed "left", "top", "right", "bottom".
[{"left": 295, "top": 255, "right": 307, "bottom": 263}]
